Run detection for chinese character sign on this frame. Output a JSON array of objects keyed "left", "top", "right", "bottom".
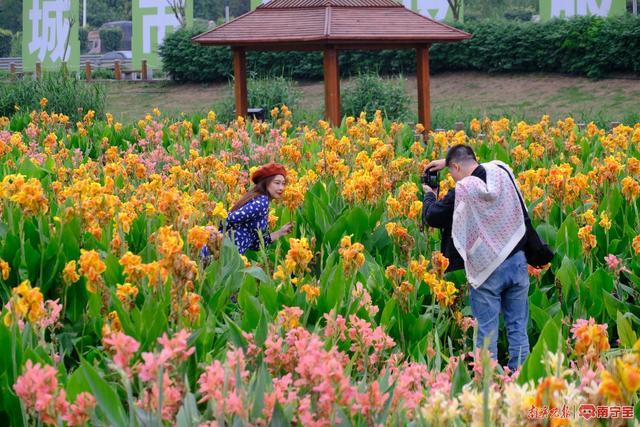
[
  {"left": 22, "top": 0, "right": 80, "bottom": 72},
  {"left": 133, "top": 0, "right": 193, "bottom": 70},
  {"left": 250, "top": 0, "right": 463, "bottom": 22},
  {"left": 539, "top": 0, "right": 626, "bottom": 20}
]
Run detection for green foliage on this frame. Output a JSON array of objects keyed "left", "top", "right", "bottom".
[
  {"left": 86, "top": 0, "right": 132, "bottom": 28},
  {"left": 214, "top": 76, "right": 301, "bottom": 122},
  {"left": 0, "top": 0, "right": 22, "bottom": 33},
  {"left": 0, "top": 73, "right": 105, "bottom": 121},
  {"left": 9, "top": 31, "right": 21, "bottom": 56},
  {"left": 433, "top": 16, "right": 640, "bottom": 78},
  {"left": 194, "top": 0, "right": 249, "bottom": 21},
  {"left": 503, "top": 8, "right": 534, "bottom": 20},
  {"left": 342, "top": 73, "right": 411, "bottom": 121},
  {"left": 0, "top": 28, "right": 12, "bottom": 57},
  {"left": 79, "top": 67, "right": 115, "bottom": 80},
  {"left": 99, "top": 27, "right": 123, "bottom": 53},
  {"left": 466, "top": 0, "right": 537, "bottom": 20},
  {"left": 79, "top": 27, "right": 89, "bottom": 54},
  {"left": 163, "top": 16, "right": 640, "bottom": 82}
]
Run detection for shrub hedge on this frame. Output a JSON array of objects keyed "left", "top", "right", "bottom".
[
  {"left": 99, "top": 27, "right": 123, "bottom": 53},
  {"left": 0, "top": 29, "right": 12, "bottom": 57},
  {"left": 342, "top": 74, "right": 411, "bottom": 121},
  {"left": 161, "top": 16, "right": 640, "bottom": 81},
  {"left": 0, "top": 73, "right": 105, "bottom": 121}
]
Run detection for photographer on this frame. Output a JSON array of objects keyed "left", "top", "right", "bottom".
[{"left": 422, "top": 145, "right": 529, "bottom": 371}]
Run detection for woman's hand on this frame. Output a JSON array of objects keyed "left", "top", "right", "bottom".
[
  {"left": 272, "top": 222, "right": 294, "bottom": 239},
  {"left": 424, "top": 158, "right": 446, "bottom": 172}
]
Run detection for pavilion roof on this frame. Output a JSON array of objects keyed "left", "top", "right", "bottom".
[{"left": 192, "top": 0, "right": 471, "bottom": 48}]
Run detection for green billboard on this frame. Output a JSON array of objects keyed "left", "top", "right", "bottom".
[
  {"left": 132, "top": 0, "right": 193, "bottom": 70},
  {"left": 539, "top": 0, "right": 626, "bottom": 21},
  {"left": 22, "top": 0, "right": 80, "bottom": 72}
]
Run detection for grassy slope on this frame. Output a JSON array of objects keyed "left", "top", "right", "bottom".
[{"left": 105, "top": 71, "right": 640, "bottom": 126}]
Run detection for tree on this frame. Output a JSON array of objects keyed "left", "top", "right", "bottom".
[
  {"left": 86, "top": 0, "right": 131, "bottom": 28},
  {"left": 167, "top": 0, "right": 188, "bottom": 27},
  {"left": 446, "top": 0, "right": 463, "bottom": 21},
  {"left": 0, "top": 0, "right": 22, "bottom": 33},
  {"left": 194, "top": 0, "right": 249, "bottom": 21}
]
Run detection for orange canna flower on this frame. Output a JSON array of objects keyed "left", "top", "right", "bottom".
[
  {"left": 599, "top": 370, "right": 624, "bottom": 403},
  {"left": 78, "top": 249, "right": 106, "bottom": 286}
]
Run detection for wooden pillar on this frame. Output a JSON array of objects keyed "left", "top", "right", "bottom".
[
  {"left": 85, "top": 62, "right": 92, "bottom": 81},
  {"left": 9, "top": 63, "right": 16, "bottom": 80},
  {"left": 323, "top": 46, "right": 340, "bottom": 126},
  {"left": 232, "top": 47, "right": 248, "bottom": 119},
  {"left": 114, "top": 60, "right": 122, "bottom": 80},
  {"left": 141, "top": 60, "right": 148, "bottom": 80},
  {"left": 416, "top": 45, "right": 431, "bottom": 131},
  {"left": 35, "top": 62, "right": 41, "bottom": 80}
]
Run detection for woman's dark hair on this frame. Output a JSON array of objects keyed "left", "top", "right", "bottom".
[{"left": 230, "top": 175, "right": 277, "bottom": 212}]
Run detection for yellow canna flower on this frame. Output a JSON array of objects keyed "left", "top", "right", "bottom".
[
  {"left": 0, "top": 258, "right": 10, "bottom": 281},
  {"left": 300, "top": 284, "right": 320, "bottom": 303},
  {"left": 187, "top": 226, "right": 210, "bottom": 250},
  {"left": 599, "top": 211, "right": 612, "bottom": 231},
  {"left": 599, "top": 370, "right": 623, "bottom": 403},
  {"left": 578, "top": 225, "right": 597, "bottom": 253},
  {"left": 62, "top": 260, "right": 80, "bottom": 284},
  {"left": 621, "top": 176, "right": 640, "bottom": 201},
  {"left": 277, "top": 306, "right": 303, "bottom": 331},
  {"left": 616, "top": 358, "right": 640, "bottom": 394},
  {"left": 339, "top": 235, "right": 365, "bottom": 277},
  {"left": 116, "top": 283, "right": 139, "bottom": 306},
  {"left": 78, "top": 249, "right": 106, "bottom": 285}
]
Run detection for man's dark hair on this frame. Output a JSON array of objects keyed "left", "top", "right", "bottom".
[{"left": 445, "top": 144, "right": 477, "bottom": 167}]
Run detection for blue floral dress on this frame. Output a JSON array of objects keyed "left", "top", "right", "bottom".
[{"left": 201, "top": 195, "right": 272, "bottom": 260}]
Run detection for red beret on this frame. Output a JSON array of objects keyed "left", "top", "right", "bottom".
[{"left": 251, "top": 163, "right": 287, "bottom": 184}]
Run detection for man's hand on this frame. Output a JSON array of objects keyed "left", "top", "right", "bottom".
[
  {"left": 424, "top": 158, "right": 446, "bottom": 172},
  {"left": 422, "top": 184, "right": 437, "bottom": 195}
]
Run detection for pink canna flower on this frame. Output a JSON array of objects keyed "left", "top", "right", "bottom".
[
  {"left": 323, "top": 310, "right": 347, "bottom": 341},
  {"left": 157, "top": 329, "right": 195, "bottom": 363},
  {"left": 298, "top": 395, "right": 329, "bottom": 427},
  {"left": 605, "top": 254, "right": 621, "bottom": 271},
  {"left": 138, "top": 352, "right": 162, "bottom": 382},
  {"left": 39, "top": 299, "right": 63, "bottom": 329},
  {"left": 224, "top": 390, "right": 245, "bottom": 417},
  {"left": 138, "top": 373, "right": 184, "bottom": 422},
  {"left": 14, "top": 360, "right": 68, "bottom": 424},
  {"left": 468, "top": 348, "right": 498, "bottom": 383},
  {"left": 347, "top": 315, "right": 395, "bottom": 372},
  {"left": 604, "top": 253, "right": 631, "bottom": 274},
  {"left": 63, "top": 392, "right": 96, "bottom": 426},
  {"left": 241, "top": 331, "right": 261, "bottom": 359},
  {"left": 264, "top": 327, "right": 288, "bottom": 372},
  {"left": 197, "top": 360, "right": 225, "bottom": 403},
  {"left": 389, "top": 362, "right": 430, "bottom": 411},
  {"left": 103, "top": 332, "right": 140, "bottom": 376},
  {"left": 353, "top": 381, "right": 388, "bottom": 418},
  {"left": 225, "top": 347, "right": 249, "bottom": 382}
]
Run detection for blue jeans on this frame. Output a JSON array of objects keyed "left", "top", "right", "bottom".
[{"left": 469, "top": 250, "right": 530, "bottom": 371}]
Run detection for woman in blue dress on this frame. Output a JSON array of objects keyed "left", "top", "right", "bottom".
[{"left": 201, "top": 163, "right": 293, "bottom": 263}]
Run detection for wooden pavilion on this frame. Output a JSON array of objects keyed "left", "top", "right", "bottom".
[{"left": 192, "top": 0, "right": 471, "bottom": 129}]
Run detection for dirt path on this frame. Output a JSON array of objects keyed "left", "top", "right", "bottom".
[{"left": 106, "top": 71, "right": 640, "bottom": 123}]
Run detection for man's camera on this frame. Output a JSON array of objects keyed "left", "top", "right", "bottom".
[{"left": 421, "top": 170, "right": 439, "bottom": 190}]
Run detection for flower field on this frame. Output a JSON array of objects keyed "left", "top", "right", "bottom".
[{"left": 1, "top": 102, "right": 640, "bottom": 426}]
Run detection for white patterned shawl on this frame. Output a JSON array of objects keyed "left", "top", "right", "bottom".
[{"left": 451, "top": 161, "right": 526, "bottom": 288}]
